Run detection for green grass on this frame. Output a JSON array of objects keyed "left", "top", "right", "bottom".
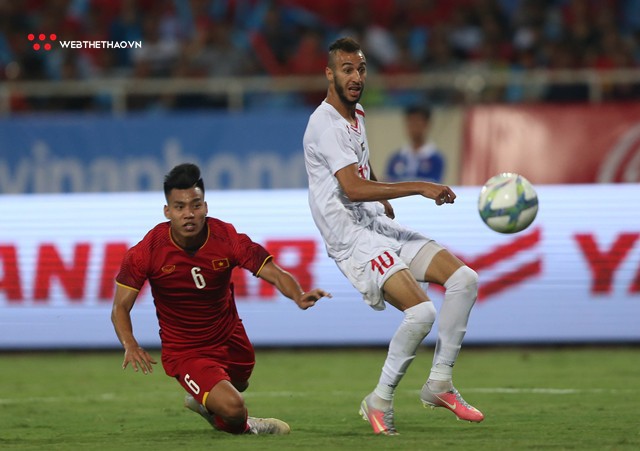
[{"left": 1, "top": 347, "right": 639, "bottom": 450}]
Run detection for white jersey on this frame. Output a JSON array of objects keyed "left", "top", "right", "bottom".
[{"left": 303, "top": 101, "right": 385, "bottom": 261}]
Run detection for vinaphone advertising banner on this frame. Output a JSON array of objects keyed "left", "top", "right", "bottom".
[
  {"left": 1, "top": 185, "right": 639, "bottom": 349},
  {"left": 0, "top": 112, "right": 311, "bottom": 194}
]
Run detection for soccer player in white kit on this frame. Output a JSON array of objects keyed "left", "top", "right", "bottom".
[{"left": 303, "top": 37, "right": 484, "bottom": 435}]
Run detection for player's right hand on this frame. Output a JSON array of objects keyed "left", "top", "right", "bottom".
[
  {"left": 296, "top": 289, "right": 332, "bottom": 310},
  {"left": 122, "top": 346, "right": 157, "bottom": 375}
]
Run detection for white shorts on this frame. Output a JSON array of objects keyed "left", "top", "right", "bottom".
[{"left": 335, "top": 216, "right": 444, "bottom": 311}]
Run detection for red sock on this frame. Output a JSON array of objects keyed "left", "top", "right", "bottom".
[{"left": 213, "top": 411, "right": 250, "bottom": 434}]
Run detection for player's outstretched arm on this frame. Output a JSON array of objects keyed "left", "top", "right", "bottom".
[
  {"left": 111, "top": 284, "right": 157, "bottom": 374},
  {"left": 369, "top": 164, "right": 395, "bottom": 218},
  {"left": 335, "top": 163, "right": 455, "bottom": 205},
  {"left": 258, "top": 260, "right": 332, "bottom": 310}
]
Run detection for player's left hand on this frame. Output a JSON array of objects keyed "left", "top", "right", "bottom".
[
  {"left": 122, "top": 346, "right": 157, "bottom": 375},
  {"left": 432, "top": 184, "right": 456, "bottom": 205},
  {"left": 296, "top": 289, "right": 332, "bottom": 310},
  {"left": 380, "top": 200, "right": 395, "bottom": 219}
]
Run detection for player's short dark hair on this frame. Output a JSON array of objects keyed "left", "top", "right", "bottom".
[
  {"left": 404, "top": 104, "right": 432, "bottom": 120},
  {"left": 328, "top": 37, "right": 362, "bottom": 69},
  {"left": 163, "top": 163, "right": 205, "bottom": 199}
]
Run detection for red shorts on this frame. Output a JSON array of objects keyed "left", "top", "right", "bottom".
[{"left": 161, "top": 321, "right": 255, "bottom": 405}]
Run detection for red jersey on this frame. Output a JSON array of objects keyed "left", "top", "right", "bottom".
[{"left": 116, "top": 217, "right": 271, "bottom": 353}]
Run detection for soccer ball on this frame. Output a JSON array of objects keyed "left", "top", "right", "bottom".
[{"left": 478, "top": 173, "right": 538, "bottom": 234}]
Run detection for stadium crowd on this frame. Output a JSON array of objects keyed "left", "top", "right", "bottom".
[{"left": 1, "top": 0, "right": 640, "bottom": 110}]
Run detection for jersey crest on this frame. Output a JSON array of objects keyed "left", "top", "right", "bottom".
[
  {"left": 161, "top": 264, "right": 176, "bottom": 274},
  {"left": 212, "top": 258, "right": 230, "bottom": 271}
]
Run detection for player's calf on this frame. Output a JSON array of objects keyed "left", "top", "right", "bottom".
[{"left": 184, "top": 394, "right": 249, "bottom": 433}]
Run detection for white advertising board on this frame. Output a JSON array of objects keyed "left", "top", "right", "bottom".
[{"left": 1, "top": 185, "right": 639, "bottom": 349}]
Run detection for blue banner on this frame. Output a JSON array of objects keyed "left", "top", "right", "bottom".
[{"left": 0, "top": 111, "right": 312, "bottom": 193}]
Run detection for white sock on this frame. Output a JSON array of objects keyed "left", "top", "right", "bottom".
[
  {"left": 426, "top": 378, "right": 454, "bottom": 393},
  {"left": 374, "top": 302, "right": 436, "bottom": 406},
  {"left": 429, "top": 266, "right": 478, "bottom": 384}
]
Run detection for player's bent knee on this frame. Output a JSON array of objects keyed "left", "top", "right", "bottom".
[
  {"left": 404, "top": 301, "right": 437, "bottom": 333},
  {"left": 212, "top": 395, "right": 246, "bottom": 421},
  {"left": 232, "top": 380, "right": 249, "bottom": 393},
  {"left": 206, "top": 381, "right": 247, "bottom": 421},
  {"left": 446, "top": 266, "right": 478, "bottom": 294}
]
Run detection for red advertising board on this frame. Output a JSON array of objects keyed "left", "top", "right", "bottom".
[{"left": 461, "top": 104, "right": 640, "bottom": 185}]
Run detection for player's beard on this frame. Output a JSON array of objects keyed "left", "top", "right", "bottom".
[{"left": 335, "top": 78, "right": 364, "bottom": 106}]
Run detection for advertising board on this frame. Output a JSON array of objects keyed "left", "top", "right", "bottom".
[{"left": 1, "top": 185, "right": 639, "bottom": 348}]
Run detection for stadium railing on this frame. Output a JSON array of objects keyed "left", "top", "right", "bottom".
[{"left": 1, "top": 67, "right": 639, "bottom": 115}]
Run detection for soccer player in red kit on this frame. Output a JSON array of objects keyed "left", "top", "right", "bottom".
[{"left": 111, "top": 163, "right": 330, "bottom": 435}]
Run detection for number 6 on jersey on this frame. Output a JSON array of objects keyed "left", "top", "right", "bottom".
[{"left": 191, "top": 267, "right": 206, "bottom": 289}]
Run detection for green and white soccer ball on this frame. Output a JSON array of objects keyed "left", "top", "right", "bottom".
[{"left": 478, "top": 173, "right": 539, "bottom": 234}]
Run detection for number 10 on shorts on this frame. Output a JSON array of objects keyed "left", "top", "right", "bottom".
[{"left": 370, "top": 251, "right": 395, "bottom": 275}]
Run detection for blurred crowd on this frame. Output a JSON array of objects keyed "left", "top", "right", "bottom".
[{"left": 1, "top": 0, "right": 640, "bottom": 111}]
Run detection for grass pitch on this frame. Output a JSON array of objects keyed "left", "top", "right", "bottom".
[{"left": 1, "top": 347, "right": 639, "bottom": 450}]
